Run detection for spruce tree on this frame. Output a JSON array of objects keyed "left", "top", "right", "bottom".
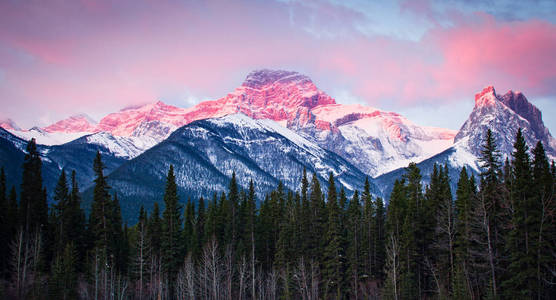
[
  {"left": 161, "top": 165, "right": 183, "bottom": 293},
  {"left": 361, "top": 176, "right": 375, "bottom": 279},
  {"left": 503, "top": 128, "right": 537, "bottom": 298},
  {"left": 477, "top": 129, "right": 505, "bottom": 298},
  {"left": 0, "top": 167, "right": 8, "bottom": 278},
  {"left": 48, "top": 243, "right": 77, "bottom": 300},
  {"left": 89, "top": 151, "right": 115, "bottom": 262},
  {"left": 346, "top": 190, "right": 362, "bottom": 298},
  {"left": 531, "top": 141, "right": 556, "bottom": 297},
  {"left": 52, "top": 169, "right": 70, "bottom": 256},
  {"left": 183, "top": 198, "right": 195, "bottom": 256},
  {"left": 309, "top": 173, "right": 325, "bottom": 260},
  {"left": 20, "top": 138, "right": 47, "bottom": 236},
  {"left": 374, "top": 196, "right": 386, "bottom": 281},
  {"left": 67, "top": 170, "right": 86, "bottom": 269},
  {"left": 195, "top": 196, "right": 206, "bottom": 259},
  {"left": 323, "top": 173, "right": 345, "bottom": 299},
  {"left": 148, "top": 202, "right": 162, "bottom": 257}
]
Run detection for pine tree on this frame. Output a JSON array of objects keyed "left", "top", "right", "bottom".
[
  {"left": 161, "top": 165, "right": 183, "bottom": 294},
  {"left": 52, "top": 169, "right": 70, "bottom": 256},
  {"left": 246, "top": 180, "right": 257, "bottom": 299},
  {"left": 134, "top": 205, "right": 150, "bottom": 300},
  {"left": 323, "top": 173, "right": 345, "bottom": 299},
  {"left": 346, "top": 190, "right": 362, "bottom": 298},
  {"left": 0, "top": 167, "right": 8, "bottom": 278},
  {"left": 300, "top": 169, "right": 312, "bottom": 259},
  {"left": 148, "top": 202, "right": 162, "bottom": 257},
  {"left": 183, "top": 198, "right": 195, "bottom": 257},
  {"left": 374, "top": 196, "right": 386, "bottom": 281},
  {"left": 502, "top": 128, "right": 537, "bottom": 298},
  {"left": 20, "top": 138, "right": 47, "bottom": 236},
  {"left": 531, "top": 141, "right": 556, "bottom": 297},
  {"left": 309, "top": 173, "right": 325, "bottom": 261},
  {"left": 361, "top": 176, "right": 375, "bottom": 279},
  {"left": 454, "top": 167, "right": 474, "bottom": 298},
  {"left": 195, "top": 196, "right": 206, "bottom": 259},
  {"left": 400, "top": 163, "right": 422, "bottom": 299},
  {"left": 89, "top": 151, "right": 115, "bottom": 262},
  {"left": 67, "top": 170, "right": 86, "bottom": 269},
  {"left": 477, "top": 129, "right": 505, "bottom": 299},
  {"left": 48, "top": 243, "right": 78, "bottom": 300}
]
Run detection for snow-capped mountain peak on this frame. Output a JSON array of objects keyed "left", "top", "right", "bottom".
[
  {"left": 43, "top": 113, "right": 97, "bottom": 133},
  {"left": 456, "top": 86, "right": 554, "bottom": 157},
  {"left": 474, "top": 85, "right": 498, "bottom": 107},
  {"left": 0, "top": 118, "right": 21, "bottom": 131}
]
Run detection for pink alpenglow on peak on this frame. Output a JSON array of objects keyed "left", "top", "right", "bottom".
[
  {"left": 474, "top": 86, "right": 498, "bottom": 107},
  {"left": 96, "top": 101, "right": 189, "bottom": 136},
  {"left": 43, "top": 114, "right": 97, "bottom": 133},
  {"left": 0, "top": 119, "right": 21, "bottom": 131}
]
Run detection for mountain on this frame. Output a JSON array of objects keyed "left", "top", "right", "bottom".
[
  {"left": 6, "top": 70, "right": 454, "bottom": 176},
  {"left": 0, "top": 118, "right": 21, "bottom": 131},
  {"left": 0, "top": 127, "right": 126, "bottom": 200},
  {"left": 43, "top": 113, "right": 97, "bottom": 133},
  {"left": 194, "top": 69, "right": 455, "bottom": 176},
  {"left": 89, "top": 114, "right": 372, "bottom": 222},
  {"left": 376, "top": 86, "right": 556, "bottom": 197}
]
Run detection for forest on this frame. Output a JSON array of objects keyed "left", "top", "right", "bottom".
[{"left": 0, "top": 128, "right": 554, "bottom": 299}]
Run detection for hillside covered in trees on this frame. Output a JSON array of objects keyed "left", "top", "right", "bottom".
[{"left": 0, "top": 128, "right": 555, "bottom": 299}]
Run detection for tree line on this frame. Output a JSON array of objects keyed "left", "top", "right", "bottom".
[{"left": 0, "top": 128, "right": 554, "bottom": 299}]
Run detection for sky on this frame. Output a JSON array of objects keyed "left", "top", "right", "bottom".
[{"left": 1, "top": 0, "right": 555, "bottom": 132}]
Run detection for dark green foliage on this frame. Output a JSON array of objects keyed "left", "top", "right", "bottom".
[
  {"left": 322, "top": 173, "right": 346, "bottom": 299},
  {"left": 0, "top": 167, "right": 9, "bottom": 278},
  {"left": 89, "top": 151, "right": 116, "bottom": 261},
  {"left": 161, "top": 165, "right": 183, "bottom": 291},
  {"left": 49, "top": 243, "right": 78, "bottom": 300},
  {"left": 20, "top": 138, "right": 47, "bottom": 235},
  {"left": 0, "top": 128, "right": 553, "bottom": 299},
  {"left": 502, "top": 128, "right": 538, "bottom": 298}
]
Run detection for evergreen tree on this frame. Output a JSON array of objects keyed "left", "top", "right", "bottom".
[
  {"left": 346, "top": 190, "right": 362, "bottom": 298},
  {"left": 454, "top": 167, "right": 475, "bottom": 298},
  {"left": 48, "top": 243, "right": 78, "bottom": 300},
  {"left": 89, "top": 151, "right": 115, "bottom": 262},
  {"left": 20, "top": 138, "right": 47, "bottom": 236},
  {"left": 374, "top": 196, "right": 386, "bottom": 281},
  {"left": 67, "top": 171, "right": 87, "bottom": 269},
  {"left": 52, "top": 169, "right": 70, "bottom": 256},
  {"left": 531, "top": 141, "right": 556, "bottom": 297},
  {"left": 0, "top": 167, "right": 8, "bottom": 278},
  {"left": 309, "top": 173, "right": 325, "bottom": 261},
  {"left": 322, "top": 173, "right": 345, "bottom": 299},
  {"left": 502, "top": 128, "right": 538, "bottom": 298},
  {"left": 195, "top": 196, "right": 206, "bottom": 259},
  {"left": 185, "top": 198, "right": 197, "bottom": 259},
  {"left": 361, "top": 176, "right": 375, "bottom": 279},
  {"left": 148, "top": 202, "right": 162, "bottom": 257},
  {"left": 161, "top": 165, "right": 183, "bottom": 293},
  {"left": 477, "top": 129, "right": 505, "bottom": 299},
  {"left": 300, "top": 169, "right": 312, "bottom": 259}
]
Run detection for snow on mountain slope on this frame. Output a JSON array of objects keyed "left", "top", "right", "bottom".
[
  {"left": 376, "top": 86, "right": 555, "bottom": 198},
  {"left": 455, "top": 86, "right": 555, "bottom": 158},
  {"left": 15, "top": 69, "right": 455, "bottom": 175},
  {"left": 0, "top": 119, "right": 21, "bottom": 131},
  {"left": 78, "top": 132, "right": 158, "bottom": 159},
  {"left": 99, "top": 113, "right": 371, "bottom": 223},
  {"left": 0, "top": 127, "right": 126, "bottom": 201},
  {"left": 8, "top": 127, "right": 93, "bottom": 145},
  {"left": 43, "top": 113, "right": 97, "bottom": 133},
  {"left": 298, "top": 104, "right": 456, "bottom": 176}
]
